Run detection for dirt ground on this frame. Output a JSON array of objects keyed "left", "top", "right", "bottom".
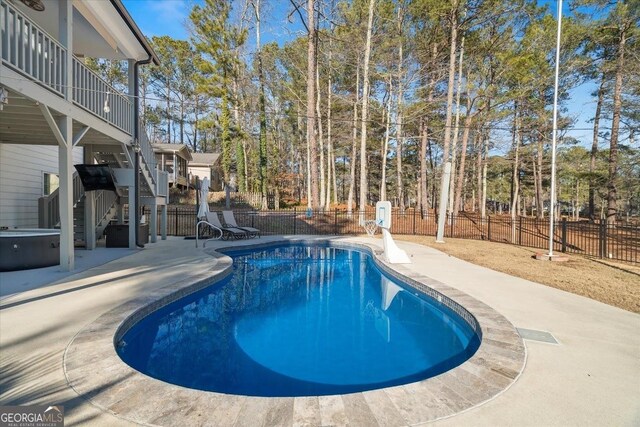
[{"left": 395, "top": 235, "right": 640, "bottom": 314}]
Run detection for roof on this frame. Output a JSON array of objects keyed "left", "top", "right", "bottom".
[
  {"left": 110, "top": 0, "right": 160, "bottom": 65},
  {"left": 153, "top": 144, "right": 193, "bottom": 161},
  {"left": 190, "top": 153, "right": 221, "bottom": 166},
  {"left": 9, "top": 0, "right": 158, "bottom": 63}
]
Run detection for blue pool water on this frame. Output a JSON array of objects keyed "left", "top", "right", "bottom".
[{"left": 118, "top": 244, "right": 480, "bottom": 397}]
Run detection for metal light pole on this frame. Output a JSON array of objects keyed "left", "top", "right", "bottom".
[{"left": 547, "top": 0, "right": 563, "bottom": 257}]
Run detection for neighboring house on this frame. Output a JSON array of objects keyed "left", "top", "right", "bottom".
[
  {"left": 0, "top": 0, "right": 168, "bottom": 270},
  {"left": 153, "top": 144, "right": 192, "bottom": 189},
  {"left": 188, "top": 152, "right": 223, "bottom": 191}
]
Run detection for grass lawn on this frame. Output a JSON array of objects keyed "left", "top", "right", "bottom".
[{"left": 396, "top": 235, "right": 640, "bottom": 314}]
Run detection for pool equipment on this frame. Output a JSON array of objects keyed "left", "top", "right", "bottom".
[{"left": 376, "top": 201, "right": 411, "bottom": 264}]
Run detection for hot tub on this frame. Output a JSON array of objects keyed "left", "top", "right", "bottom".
[{"left": 0, "top": 229, "right": 60, "bottom": 271}]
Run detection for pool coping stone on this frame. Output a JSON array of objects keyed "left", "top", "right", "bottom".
[{"left": 63, "top": 236, "right": 526, "bottom": 427}]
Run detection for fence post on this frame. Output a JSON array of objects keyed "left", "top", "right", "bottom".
[
  {"left": 251, "top": 211, "right": 255, "bottom": 228},
  {"left": 450, "top": 212, "right": 454, "bottom": 237},
  {"left": 488, "top": 216, "right": 491, "bottom": 241},
  {"left": 413, "top": 209, "right": 417, "bottom": 234},
  {"left": 518, "top": 216, "right": 522, "bottom": 246},
  {"left": 293, "top": 207, "right": 297, "bottom": 235},
  {"left": 561, "top": 218, "right": 567, "bottom": 253},
  {"left": 599, "top": 221, "right": 608, "bottom": 259},
  {"left": 334, "top": 209, "right": 338, "bottom": 234},
  {"left": 174, "top": 206, "right": 178, "bottom": 235}
]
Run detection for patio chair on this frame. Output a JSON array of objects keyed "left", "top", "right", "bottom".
[
  {"left": 223, "top": 210, "right": 261, "bottom": 238},
  {"left": 205, "top": 212, "right": 248, "bottom": 240}
]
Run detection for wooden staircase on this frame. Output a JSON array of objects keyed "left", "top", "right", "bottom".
[{"left": 39, "top": 173, "right": 120, "bottom": 247}]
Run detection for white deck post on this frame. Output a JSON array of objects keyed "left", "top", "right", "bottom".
[
  {"left": 117, "top": 204, "right": 125, "bottom": 224},
  {"left": 150, "top": 199, "right": 158, "bottom": 243},
  {"left": 57, "top": 0, "right": 74, "bottom": 270},
  {"left": 127, "top": 60, "right": 135, "bottom": 99},
  {"left": 161, "top": 205, "right": 167, "bottom": 240},
  {"left": 128, "top": 183, "right": 136, "bottom": 248},
  {"left": 58, "top": 117, "right": 74, "bottom": 270},
  {"left": 84, "top": 145, "right": 97, "bottom": 250}
]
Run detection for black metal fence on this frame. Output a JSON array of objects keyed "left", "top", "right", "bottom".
[{"left": 144, "top": 206, "right": 639, "bottom": 264}]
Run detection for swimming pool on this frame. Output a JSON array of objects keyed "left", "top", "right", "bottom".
[{"left": 117, "top": 243, "right": 480, "bottom": 397}]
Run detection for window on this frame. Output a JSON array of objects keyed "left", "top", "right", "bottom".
[{"left": 43, "top": 172, "right": 59, "bottom": 196}]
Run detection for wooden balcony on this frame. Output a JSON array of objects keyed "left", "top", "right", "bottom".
[{"left": 1, "top": 0, "right": 132, "bottom": 135}]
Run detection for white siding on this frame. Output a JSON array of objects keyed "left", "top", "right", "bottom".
[
  {"left": 189, "top": 166, "right": 211, "bottom": 184},
  {"left": 0, "top": 144, "right": 83, "bottom": 228}
]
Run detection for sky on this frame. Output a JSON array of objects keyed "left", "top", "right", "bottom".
[{"left": 122, "top": 0, "right": 599, "bottom": 147}]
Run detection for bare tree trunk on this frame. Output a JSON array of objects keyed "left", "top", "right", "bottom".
[
  {"left": 331, "top": 150, "right": 338, "bottom": 205},
  {"left": 303, "top": 100, "right": 311, "bottom": 207},
  {"left": 532, "top": 155, "right": 539, "bottom": 218},
  {"left": 607, "top": 24, "right": 626, "bottom": 224},
  {"left": 325, "top": 49, "right": 334, "bottom": 207},
  {"left": 536, "top": 131, "right": 544, "bottom": 219},
  {"left": 380, "top": 79, "right": 392, "bottom": 201},
  {"left": 316, "top": 65, "right": 326, "bottom": 208},
  {"left": 510, "top": 107, "right": 520, "bottom": 242},
  {"left": 395, "top": 5, "right": 405, "bottom": 211},
  {"left": 193, "top": 96, "right": 200, "bottom": 152},
  {"left": 347, "top": 59, "right": 360, "bottom": 214},
  {"left": 437, "top": 0, "right": 459, "bottom": 214},
  {"left": 449, "top": 36, "right": 465, "bottom": 214},
  {"left": 589, "top": 73, "right": 606, "bottom": 220},
  {"left": 307, "top": 0, "right": 319, "bottom": 209},
  {"left": 509, "top": 103, "right": 519, "bottom": 214},
  {"left": 419, "top": 117, "right": 427, "bottom": 214},
  {"left": 574, "top": 179, "right": 580, "bottom": 221},
  {"left": 453, "top": 96, "right": 474, "bottom": 214},
  {"left": 358, "top": 0, "right": 375, "bottom": 214},
  {"left": 252, "top": 0, "right": 268, "bottom": 206},
  {"left": 475, "top": 135, "right": 483, "bottom": 212},
  {"left": 442, "top": 0, "right": 458, "bottom": 165},
  {"left": 420, "top": 44, "right": 437, "bottom": 215},
  {"left": 480, "top": 131, "right": 489, "bottom": 218},
  {"left": 179, "top": 100, "right": 185, "bottom": 144},
  {"left": 166, "top": 82, "right": 171, "bottom": 144},
  {"left": 325, "top": 79, "right": 333, "bottom": 208},
  {"left": 428, "top": 137, "right": 436, "bottom": 211}
]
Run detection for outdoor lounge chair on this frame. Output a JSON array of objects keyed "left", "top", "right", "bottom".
[
  {"left": 223, "top": 211, "right": 261, "bottom": 238},
  {"left": 205, "top": 212, "right": 248, "bottom": 240}
]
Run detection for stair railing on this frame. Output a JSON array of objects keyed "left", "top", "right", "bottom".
[
  {"left": 95, "top": 189, "right": 118, "bottom": 230},
  {"left": 137, "top": 121, "right": 158, "bottom": 193},
  {"left": 38, "top": 172, "right": 84, "bottom": 228}
]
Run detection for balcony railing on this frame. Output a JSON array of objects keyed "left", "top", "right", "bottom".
[
  {"left": 157, "top": 170, "right": 169, "bottom": 197},
  {"left": 1, "top": 0, "right": 66, "bottom": 95},
  {"left": 72, "top": 58, "right": 132, "bottom": 134},
  {"left": 1, "top": 0, "right": 132, "bottom": 134}
]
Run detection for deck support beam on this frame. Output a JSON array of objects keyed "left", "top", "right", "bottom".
[
  {"left": 161, "top": 205, "right": 167, "bottom": 240},
  {"left": 58, "top": 116, "right": 74, "bottom": 271},
  {"left": 149, "top": 199, "right": 158, "bottom": 243},
  {"left": 128, "top": 183, "right": 136, "bottom": 248},
  {"left": 84, "top": 145, "right": 96, "bottom": 250}
]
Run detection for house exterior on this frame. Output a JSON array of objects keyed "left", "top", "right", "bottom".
[
  {"left": 0, "top": 0, "right": 168, "bottom": 270},
  {"left": 153, "top": 143, "right": 192, "bottom": 189},
  {"left": 188, "top": 152, "right": 223, "bottom": 191}
]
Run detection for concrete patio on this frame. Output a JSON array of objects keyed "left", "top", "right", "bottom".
[{"left": 0, "top": 236, "right": 638, "bottom": 426}]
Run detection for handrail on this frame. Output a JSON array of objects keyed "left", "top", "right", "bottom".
[
  {"left": 95, "top": 189, "right": 118, "bottom": 227},
  {"left": 138, "top": 120, "right": 157, "bottom": 175},
  {"left": 1, "top": 0, "right": 67, "bottom": 95},
  {"left": 156, "top": 170, "right": 169, "bottom": 197},
  {"left": 1, "top": 0, "right": 132, "bottom": 134},
  {"left": 38, "top": 172, "right": 84, "bottom": 228},
  {"left": 195, "top": 220, "right": 222, "bottom": 248},
  {"left": 72, "top": 57, "right": 132, "bottom": 134}
]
